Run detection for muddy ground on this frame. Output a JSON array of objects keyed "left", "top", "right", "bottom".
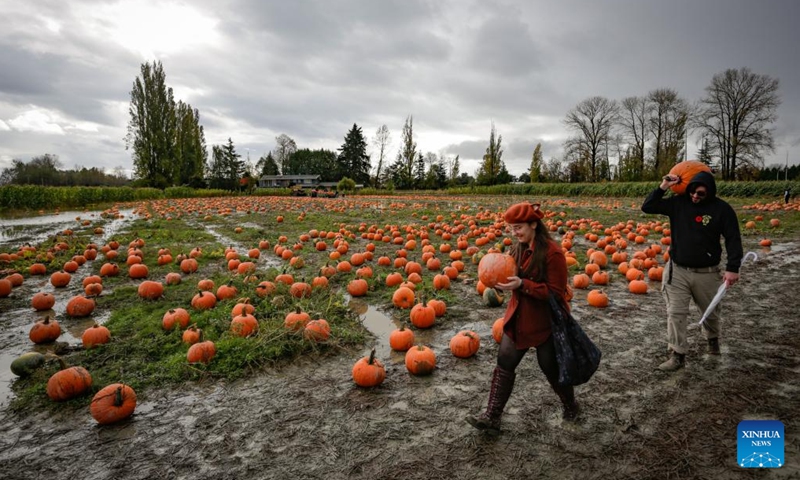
[{"left": 1, "top": 214, "right": 799, "bottom": 479}]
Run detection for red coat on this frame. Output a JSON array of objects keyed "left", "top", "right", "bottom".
[{"left": 501, "top": 239, "right": 569, "bottom": 349}]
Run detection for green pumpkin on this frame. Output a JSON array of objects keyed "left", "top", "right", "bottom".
[
  {"left": 483, "top": 288, "right": 505, "bottom": 307},
  {"left": 10, "top": 352, "right": 46, "bottom": 377},
  {"left": 471, "top": 251, "right": 485, "bottom": 265}
]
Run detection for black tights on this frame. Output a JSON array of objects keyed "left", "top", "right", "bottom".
[{"left": 497, "top": 334, "right": 559, "bottom": 385}]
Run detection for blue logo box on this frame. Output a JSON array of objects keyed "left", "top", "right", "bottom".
[{"left": 738, "top": 420, "right": 784, "bottom": 468}]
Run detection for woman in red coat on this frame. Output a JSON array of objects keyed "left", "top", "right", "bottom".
[{"left": 467, "top": 202, "right": 578, "bottom": 435}]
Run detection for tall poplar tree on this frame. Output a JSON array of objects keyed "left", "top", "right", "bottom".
[
  {"left": 174, "top": 101, "right": 207, "bottom": 187},
  {"left": 476, "top": 123, "right": 504, "bottom": 185},
  {"left": 529, "top": 143, "right": 543, "bottom": 182},
  {"left": 126, "top": 61, "right": 177, "bottom": 188},
  {"left": 387, "top": 116, "right": 416, "bottom": 189}
]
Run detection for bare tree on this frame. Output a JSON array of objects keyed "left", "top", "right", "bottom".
[
  {"left": 648, "top": 88, "right": 690, "bottom": 178},
  {"left": 619, "top": 96, "right": 651, "bottom": 180},
  {"left": 273, "top": 134, "right": 297, "bottom": 175},
  {"left": 372, "top": 125, "right": 390, "bottom": 187},
  {"left": 696, "top": 67, "right": 781, "bottom": 180},
  {"left": 563, "top": 96, "right": 619, "bottom": 181}
]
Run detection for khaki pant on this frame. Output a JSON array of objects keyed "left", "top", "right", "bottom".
[{"left": 661, "top": 261, "right": 722, "bottom": 354}]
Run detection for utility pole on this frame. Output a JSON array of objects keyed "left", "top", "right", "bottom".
[{"left": 787, "top": 151, "right": 790, "bottom": 181}]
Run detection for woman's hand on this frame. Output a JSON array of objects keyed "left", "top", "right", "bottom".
[{"left": 495, "top": 276, "right": 522, "bottom": 291}]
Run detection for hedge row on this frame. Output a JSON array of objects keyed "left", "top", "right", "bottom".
[{"left": 2, "top": 181, "right": 796, "bottom": 210}]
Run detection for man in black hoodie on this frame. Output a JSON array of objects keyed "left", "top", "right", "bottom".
[{"left": 642, "top": 171, "right": 743, "bottom": 371}]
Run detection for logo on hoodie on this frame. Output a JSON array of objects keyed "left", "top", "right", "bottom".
[{"left": 694, "top": 215, "right": 712, "bottom": 226}]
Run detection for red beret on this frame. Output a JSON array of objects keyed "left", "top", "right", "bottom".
[{"left": 504, "top": 203, "right": 544, "bottom": 224}]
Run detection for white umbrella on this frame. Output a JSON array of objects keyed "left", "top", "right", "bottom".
[{"left": 698, "top": 251, "right": 758, "bottom": 326}]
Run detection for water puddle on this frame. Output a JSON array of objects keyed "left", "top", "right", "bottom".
[{"left": 0, "top": 208, "right": 134, "bottom": 249}]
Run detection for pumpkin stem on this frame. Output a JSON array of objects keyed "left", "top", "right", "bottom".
[
  {"left": 367, "top": 348, "right": 377, "bottom": 365},
  {"left": 114, "top": 385, "right": 124, "bottom": 407},
  {"left": 44, "top": 353, "right": 68, "bottom": 370}
]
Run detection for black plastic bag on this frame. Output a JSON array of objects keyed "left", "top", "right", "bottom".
[{"left": 548, "top": 293, "right": 601, "bottom": 386}]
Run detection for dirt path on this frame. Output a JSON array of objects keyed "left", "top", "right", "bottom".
[{"left": 1, "top": 240, "right": 798, "bottom": 479}]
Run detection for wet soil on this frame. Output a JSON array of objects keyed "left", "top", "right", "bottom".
[{"left": 1, "top": 212, "right": 799, "bottom": 479}]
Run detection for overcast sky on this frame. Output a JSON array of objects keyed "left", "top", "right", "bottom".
[{"left": 1, "top": 0, "right": 798, "bottom": 179}]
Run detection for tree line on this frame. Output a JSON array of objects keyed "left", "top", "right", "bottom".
[
  {"left": 0, "top": 154, "right": 129, "bottom": 187},
  {"left": 4, "top": 64, "right": 785, "bottom": 190}
]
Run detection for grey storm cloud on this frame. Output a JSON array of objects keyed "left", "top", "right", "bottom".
[{"left": 1, "top": 0, "right": 799, "bottom": 175}]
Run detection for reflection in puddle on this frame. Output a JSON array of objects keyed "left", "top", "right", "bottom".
[{"left": 347, "top": 297, "right": 437, "bottom": 363}]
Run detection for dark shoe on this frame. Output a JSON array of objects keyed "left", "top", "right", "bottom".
[
  {"left": 466, "top": 411, "right": 501, "bottom": 436},
  {"left": 552, "top": 384, "right": 580, "bottom": 421},
  {"left": 658, "top": 352, "right": 686, "bottom": 371},
  {"left": 707, "top": 338, "right": 720, "bottom": 355},
  {"left": 466, "top": 366, "right": 515, "bottom": 435}
]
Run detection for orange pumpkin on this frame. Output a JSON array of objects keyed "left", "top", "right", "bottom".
[
  {"left": 66, "top": 295, "right": 96, "bottom": 317},
  {"left": 303, "top": 319, "right": 331, "bottom": 342},
  {"left": 346, "top": 279, "right": 369, "bottom": 297},
  {"left": 50, "top": 270, "right": 71, "bottom": 288},
  {"left": 31, "top": 292, "right": 56, "bottom": 311},
  {"left": 187, "top": 340, "right": 216, "bottom": 364},
  {"left": 572, "top": 273, "right": 590, "bottom": 289},
  {"left": 352, "top": 348, "right": 386, "bottom": 387},
  {"left": 668, "top": 160, "right": 712, "bottom": 195},
  {"left": 405, "top": 345, "right": 436, "bottom": 375},
  {"left": 284, "top": 307, "right": 311, "bottom": 331},
  {"left": 231, "top": 313, "right": 259, "bottom": 337},
  {"left": 391, "top": 286, "right": 416, "bottom": 309},
  {"left": 29, "top": 316, "right": 61, "bottom": 343},
  {"left": 449, "top": 331, "right": 480, "bottom": 358},
  {"left": 216, "top": 282, "right": 238, "bottom": 300},
  {"left": 492, "top": 317, "right": 504, "bottom": 344},
  {"left": 82, "top": 324, "right": 111, "bottom": 349},
  {"left": 162, "top": 308, "right": 191, "bottom": 330},
  {"left": 427, "top": 298, "right": 447, "bottom": 317},
  {"left": 477, "top": 253, "right": 517, "bottom": 288},
  {"left": 182, "top": 325, "right": 201, "bottom": 345},
  {"left": 46, "top": 357, "right": 93, "bottom": 401},
  {"left": 587, "top": 289, "right": 609, "bottom": 308},
  {"left": 290, "top": 280, "right": 312, "bottom": 299},
  {"left": 410, "top": 301, "right": 436, "bottom": 329},
  {"left": 629, "top": 279, "right": 648, "bottom": 294},
  {"left": 191, "top": 291, "right": 217, "bottom": 310},
  {"left": 389, "top": 325, "right": 415, "bottom": 351},
  {"left": 137, "top": 280, "right": 164, "bottom": 300},
  {"left": 90, "top": 383, "right": 137, "bottom": 425}
]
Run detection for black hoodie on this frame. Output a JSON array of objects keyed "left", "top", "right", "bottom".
[{"left": 642, "top": 171, "right": 743, "bottom": 273}]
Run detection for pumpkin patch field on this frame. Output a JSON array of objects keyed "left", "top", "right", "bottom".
[{"left": 0, "top": 194, "right": 799, "bottom": 479}]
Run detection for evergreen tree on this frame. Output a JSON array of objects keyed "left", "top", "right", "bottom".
[
  {"left": 222, "top": 138, "right": 244, "bottom": 190},
  {"left": 256, "top": 153, "right": 280, "bottom": 176},
  {"left": 697, "top": 136, "right": 715, "bottom": 169},
  {"left": 126, "top": 61, "right": 177, "bottom": 188},
  {"left": 338, "top": 124, "right": 371, "bottom": 185},
  {"left": 414, "top": 152, "right": 426, "bottom": 187},
  {"left": 529, "top": 143, "right": 543, "bottom": 182}
]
